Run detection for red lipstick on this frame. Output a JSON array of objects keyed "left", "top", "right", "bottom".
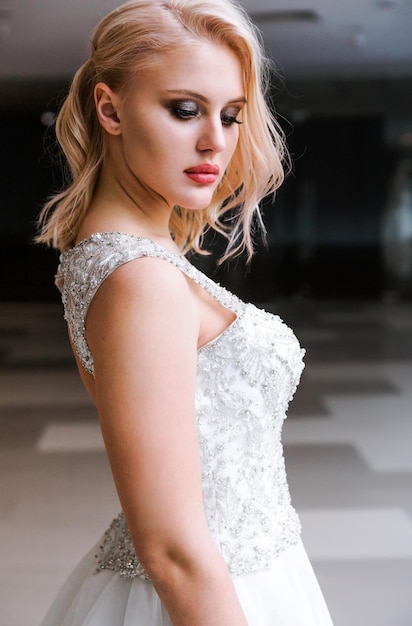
[{"left": 185, "top": 163, "right": 220, "bottom": 184}]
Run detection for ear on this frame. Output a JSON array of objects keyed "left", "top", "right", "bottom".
[{"left": 94, "top": 82, "right": 122, "bottom": 135}]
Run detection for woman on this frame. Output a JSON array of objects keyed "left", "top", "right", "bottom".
[{"left": 37, "top": 1, "right": 333, "bottom": 624}]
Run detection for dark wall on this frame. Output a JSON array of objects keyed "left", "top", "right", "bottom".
[
  {"left": 212, "top": 116, "right": 391, "bottom": 301},
  {"left": 276, "top": 116, "right": 387, "bottom": 298},
  {"left": 0, "top": 110, "right": 395, "bottom": 302},
  {"left": 0, "top": 114, "right": 60, "bottom": 301}
]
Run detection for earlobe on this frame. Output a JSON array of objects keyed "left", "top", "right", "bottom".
[{"left": 94, "top": 82, "right": 122, "bottom": 135}]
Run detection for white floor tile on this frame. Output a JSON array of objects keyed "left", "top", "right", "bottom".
[
  {"left": 300, "top": 507, "right": 412, "bottom": 560},
  {"left": 314, "top": 559, "right": 412, "bottom": 626},
  {"left": 0, "top": 371, "right": 92, "bottom": 407},
  {"left": 36, "top": 422, "right": 104, "bottom": 452},
  {"left": 1, "top": 302, "right": 412, "bottom": 626},
  {"left": 284, "top": 362, "right": 412, "bottom": 472}
]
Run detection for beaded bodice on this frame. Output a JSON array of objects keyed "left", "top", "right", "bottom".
[{"left": 56, "top": 232, "right": 304, "bottom": 579}]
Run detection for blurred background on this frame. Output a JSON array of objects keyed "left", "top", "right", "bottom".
[
  {"left": 1, "top": 0, "right": 412, "bottom": 300},
  {"left": 0, "top": 1, "right": 412, "bottom": 625}
]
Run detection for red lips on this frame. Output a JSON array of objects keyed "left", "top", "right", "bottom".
[
  {"left": 185, "top": 163, "right": 220, "bottom": 175},
  {"left": 184, "top": 163, "right": 220, "bottom": 184}
]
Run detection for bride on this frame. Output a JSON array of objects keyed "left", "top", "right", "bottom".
[{"left": 37, "top": 1, "right": 333, "bottom": 624}]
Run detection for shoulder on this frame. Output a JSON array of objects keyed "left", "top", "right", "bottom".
[
  {"left": 57, "top": 232, "right": 189, "bottom": 303},
  {"left": 95, "top": 251, "right": 193, "bottom": 309},
  {"left": 86, "top": 240, "right": 200, "bottom": 340},
  {"left": 57, "top": 232, "right": 198, "bottom": 373},
  {"left": 87, "top": 252, "right": 200, "bottom": 380}
]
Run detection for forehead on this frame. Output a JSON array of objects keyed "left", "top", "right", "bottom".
[{"left": 133, "top": 40, "right": 244, "bottom": 100}]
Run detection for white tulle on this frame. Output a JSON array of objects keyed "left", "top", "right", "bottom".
[{"left": 41, "top": 538, "right": 332, "bottom": 626}]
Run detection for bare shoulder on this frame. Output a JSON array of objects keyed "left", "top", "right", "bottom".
[
  {"left": 90, "top": 254, "right": 194, "bottom": 314},
  {"left": 108, "top": 253, "right": 190, "bottom": 294},
  {"left": 86, "top": 255, "right": 200, "bottom": 360}
]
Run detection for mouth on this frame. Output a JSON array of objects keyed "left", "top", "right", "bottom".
[{"left": 184, "top": 163, "right": 220, "bottom": 185}]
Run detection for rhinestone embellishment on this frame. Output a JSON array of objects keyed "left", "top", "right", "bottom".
[{"left": 57, "top": 232, "right": 304, "bottom": 580}]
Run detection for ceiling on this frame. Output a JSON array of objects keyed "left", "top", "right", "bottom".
[{"left": 0, "top": 0, "right": 411, "bottom": 114}]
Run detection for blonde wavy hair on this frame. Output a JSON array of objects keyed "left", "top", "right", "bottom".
[{"left": 37, "top": 0, "right": 287, "bottom": 261}]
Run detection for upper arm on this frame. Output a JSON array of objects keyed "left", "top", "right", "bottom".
[{"left": 85, "top": 257, "right": 208, "bottom": 559}]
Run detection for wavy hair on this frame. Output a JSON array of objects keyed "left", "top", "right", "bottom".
[{"left": 37, "top": 0, "right": 287, "bottom": 261}]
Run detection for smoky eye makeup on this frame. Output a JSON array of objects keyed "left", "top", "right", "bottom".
[
  {"left": 221, "top": 107, "right": 243, "bottom": 127},
  {"left": 167, "top": 100, "right": 200, "bottom": 120},
  {"left": 165, "top": 98, "right": 244, "bottom": 126}
]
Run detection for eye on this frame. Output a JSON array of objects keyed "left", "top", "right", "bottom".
[
  {"left": 168, "top": 101, "right": 200, "bottom": 120},
  {"left": 221, "top": 108, "right": 243, "bottom": 127},
  {"left": 221, "top": 114, "right": 242, "bottom": 127}
]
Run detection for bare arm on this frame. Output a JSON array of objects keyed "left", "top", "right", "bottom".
[{"left": 86, "top": 257, "right": 248, "bottom": 626}]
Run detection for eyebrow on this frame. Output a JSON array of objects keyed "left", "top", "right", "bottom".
[{"left": 164, "top": 89, "right": 246, "bottom": 105}]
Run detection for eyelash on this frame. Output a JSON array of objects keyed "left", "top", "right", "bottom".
[
  {"left": 169, "top": 105, "right": 242, "bottom": 127},
  {"left": 221, "top": 114, "right": 242, "bottom": 127}
]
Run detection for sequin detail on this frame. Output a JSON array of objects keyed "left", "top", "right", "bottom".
[{"left": 56, "top": 232, "right": 304, "bottom": 580}]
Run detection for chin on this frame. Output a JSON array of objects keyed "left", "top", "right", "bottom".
[{"left": 179, "top": 193, "right": 215, "bottom": 212}]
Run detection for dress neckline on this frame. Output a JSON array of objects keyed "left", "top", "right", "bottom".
[{"left": 68, "top": 231, "right": 186, "bottom": 261}]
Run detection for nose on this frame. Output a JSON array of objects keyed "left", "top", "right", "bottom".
[{"left": 196, "top": 115, "right": 226, "bottom": 154}]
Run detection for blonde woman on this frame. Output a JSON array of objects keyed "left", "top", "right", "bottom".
[{"left": 38, "top": 1, "right": 333, "bottom": 624}]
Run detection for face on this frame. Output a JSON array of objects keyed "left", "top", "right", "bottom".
[{"left": 111, "top": 40, "right": 245, "bottom": 212}]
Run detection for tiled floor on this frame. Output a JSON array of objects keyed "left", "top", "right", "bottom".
[{"left": 0, "top": 300, "right": 411, "bottom": 626}]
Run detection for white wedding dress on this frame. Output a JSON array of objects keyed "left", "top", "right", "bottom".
[{"left": 41, "top": 232, "right": 333, "bottom": 625}]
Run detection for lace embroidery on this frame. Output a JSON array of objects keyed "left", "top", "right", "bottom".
[
  {"left": 57, "top": 232, "right": 304, "bottom": 580},
  {"left": 56, "top": 232, "right": 242, "bottom": 375}
]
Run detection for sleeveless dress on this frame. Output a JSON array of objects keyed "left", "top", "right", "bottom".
[{"left": 41, "top": 232, "right": 333, "bottom": 625}]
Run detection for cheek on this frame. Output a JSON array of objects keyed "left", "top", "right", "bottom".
[
  {"left": 125, "top": 129, "right": 167, "bottom": 166},
  {"left": 225, "top": 129, "right": 240, "bottom": 162}
]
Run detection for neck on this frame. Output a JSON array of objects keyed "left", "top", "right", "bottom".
[{"left": 85, "top": 160, "right": 174, "bottom": 242}]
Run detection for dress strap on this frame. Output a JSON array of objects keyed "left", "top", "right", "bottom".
[{"left": 56, "top": 232, "right": 241, "bottom": 375}]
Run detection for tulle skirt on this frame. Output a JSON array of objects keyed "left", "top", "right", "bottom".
[{"left": 40, "top": 538, "right": 333, "bottom": 625}]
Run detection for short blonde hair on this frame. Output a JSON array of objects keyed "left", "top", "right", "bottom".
[{"left": 37, "top": 0, "right": 287, "bottom": 261}]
